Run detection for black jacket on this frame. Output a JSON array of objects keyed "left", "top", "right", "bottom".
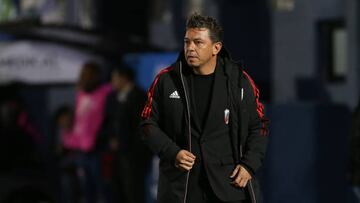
[
  {"left": 350, "top": 100, "right": 360, "bottom": 185},
  {"left": 102, "top": 86, "right": 147, "bottom": 152},
  {"left": 140, "top": 49, "right": 269, "bottom": 203}
]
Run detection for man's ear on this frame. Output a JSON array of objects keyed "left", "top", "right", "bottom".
[{"left": 213, "top": 42, "right": 222, "bottom": 55}]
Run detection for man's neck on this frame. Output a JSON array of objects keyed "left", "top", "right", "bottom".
[{"left": 192, "top": 57, "right": 217, "bottom": 75}]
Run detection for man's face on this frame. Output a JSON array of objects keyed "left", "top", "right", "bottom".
[
  {"left": 184, "top": 28, "right": 219, "bottom": 68},
  {"left": 111, "top": 72, "right": 128, "bottom": 91}
]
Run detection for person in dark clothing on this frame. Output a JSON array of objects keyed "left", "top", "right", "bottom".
[
  {"left": 0, "top": 99, "right": 40, "bottom": 173},
  {"left": 350, "top": 99, "right": 360, "bottom": 201},
  {"left": 140, "top": 13, "right": 269, "bottom": 203},
  {"left": 53, "top": 106, "right": 82, "bottom": 203},
  {"left": 102, "top": 66, "right": 151, "bottom": 203}
]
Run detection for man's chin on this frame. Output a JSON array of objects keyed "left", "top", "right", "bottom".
[{"left": 186, "top": 61, "right": 199, "bottom": 68}]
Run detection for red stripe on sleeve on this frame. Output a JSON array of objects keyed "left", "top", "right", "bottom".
[
  {"left": 141, "top": 66, "right": 173, "bottom": 119},
  {"left": 242, "top": 70, "right": 269, "bottom": 136}
]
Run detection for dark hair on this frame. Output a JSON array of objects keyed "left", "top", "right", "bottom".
[
  {"left": 82, "top": 61, "right": 101, "bottom": 75},
  {"left": 113, "top": 65, "right": 135, "bottom": 81},
  {"left": 54, "top": 105, "right": 72, "bottom": 121},
  {"left": 186, "top": 13, "right": 224, "bottom": 43}
]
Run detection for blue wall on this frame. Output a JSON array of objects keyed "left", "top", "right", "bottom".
[
  {"left": 262, "top": 104, "right": 350, "bottom": 203},
  {"left": 220, "top": 0, "right": 271, "bottom": 101}
]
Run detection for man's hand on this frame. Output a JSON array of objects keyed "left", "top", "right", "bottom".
[
  {"left": 230, "top": 164, "right": 252, "bottom": 188},
  {"left": 175, "top": 150, "right": 196, "bottom": 171}
]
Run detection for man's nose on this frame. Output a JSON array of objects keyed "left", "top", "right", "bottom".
[{"left": 186, "top": 41, "right": 195, "bottom": 51}]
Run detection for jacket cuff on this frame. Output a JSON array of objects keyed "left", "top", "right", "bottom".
[
  {"left": 163, "top": 145, "right": 181, "bottom": 163},
  {"left": 238, "top": 160, "right": 256, "bottom": 177}
]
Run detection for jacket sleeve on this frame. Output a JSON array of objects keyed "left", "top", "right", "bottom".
[
  {"left": 139, "top": 72, "right": 181, "bottom": 163},
  {"left": 239, "top": 71, "right": 269, "bottom": 175}
]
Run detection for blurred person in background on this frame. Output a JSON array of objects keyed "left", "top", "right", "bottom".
[
  {"left": 101, "top": 66, "right": 152, "bottom": 203},
  {"left": 60, "top": 61, "right": 112, "bottom": 203},
  {"left": 351, "top": 99, "right": 360, "bottom": 202},
  {"left": 0, "top": 84, "right": 51, "bottom": 202},
  {"left": 0, "top": 83, "right": 41, "bottom": 173},
  {"left": 53, "top": 106, "right": 73, "bottom": 158},
  {"left": 140, "top": 13, "right": 268, "bottom": 203},
  {"left": 53, "top": 106, "right": 80, "bottom": 203}
]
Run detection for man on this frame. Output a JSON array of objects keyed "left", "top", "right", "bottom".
[
  {"left": 140, "top": 13, "right": 269, "bottom": 203},
  {"left": 102, "top": 67, "right": 151, "bottom": 203},
  {"left": 350, "top": 99, "right": 360, "bottom": 201}
]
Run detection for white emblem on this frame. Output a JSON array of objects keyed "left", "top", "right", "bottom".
[
  {"left": 169, "top": 91, "right": 180, "bottom": 99},
  {"left": 241, "top": 88, "right": 244, "bottom": 101},
  {"left": 224, "top": 109, "right": 230, "bottom": 124}
]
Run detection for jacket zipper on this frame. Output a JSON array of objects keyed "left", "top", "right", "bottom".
[
  {"left": 179, "top": 61, "right": 191, "bottom": 203},
  {"left": 240, "top": 144, "right": 257, "bottom": 203},
  {"left": 239, "top": 85, "right": 257, "bottom": 203},
  {"left": 249, "top": 180, "right": 257, "bottom": 203}
]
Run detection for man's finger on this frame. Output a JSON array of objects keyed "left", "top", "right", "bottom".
[
  {"left": 230, "top": 165, "right": 240, "bottom": 178},
  {"left": 234, "top": 174, "right": 243, "bottom": 186},
  {"left": 183, "top": 151, "right": 196, "bottom": 159},
  {"left": 182, "top": 155, "right": 195, "bottom": 162},
  {"left": 180, "top": 155, "right": 195, "bottom": 164},
  {"left": 178, "top": 164, "right": 192, "bottom": 171},
  {"left": 179, "top": 160, "right": 194, "bottom": 167},
  {"left": 230, "top": 179, "right": 243, "bottom": 188},
  {"left": 239, "top": 166, "right": 252, "bottom": 179},
  {"left": 239, "top": 178, "right": 248, "bottom": 188},
  {"left": 239, "top": 168, "right": 252, "bottom": 180},
  {"left": 180, "top": 158, "right": 194, "bottom": 164}
]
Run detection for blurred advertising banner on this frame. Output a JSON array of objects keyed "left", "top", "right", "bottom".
[{"left": 0, "top": 41, "right": 101, "bottom": 84}]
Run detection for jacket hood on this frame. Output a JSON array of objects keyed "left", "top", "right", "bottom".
[{"left": 174, "top": 47, "right": 240, "bottom": 79}]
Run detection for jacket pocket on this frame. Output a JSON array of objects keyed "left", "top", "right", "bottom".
[{"left": 160, "top": 161, "right": 186, "bottom": 181}]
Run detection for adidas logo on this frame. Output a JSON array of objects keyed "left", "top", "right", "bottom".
[{"left": 169, "top": 91, "right": 180, "bottom": 99}]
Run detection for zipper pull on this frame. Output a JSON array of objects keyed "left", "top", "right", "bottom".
[
  {"left": 241, "top": 88, "right": 244, "bottom": 101},
  {"left": 240, "top": 144, "right": 243, "bottom": 158}
]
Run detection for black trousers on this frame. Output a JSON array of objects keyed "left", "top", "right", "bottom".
[
  {"left": 187, "top": 182, "right": 250, "bottom": 203},
  {"left": 186, "top": 163, "right": 250, "bottom": 203}
]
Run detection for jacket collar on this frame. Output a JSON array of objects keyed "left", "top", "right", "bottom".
[{"left": 173, "top": 47, "right": 240, "bottom": 79}]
